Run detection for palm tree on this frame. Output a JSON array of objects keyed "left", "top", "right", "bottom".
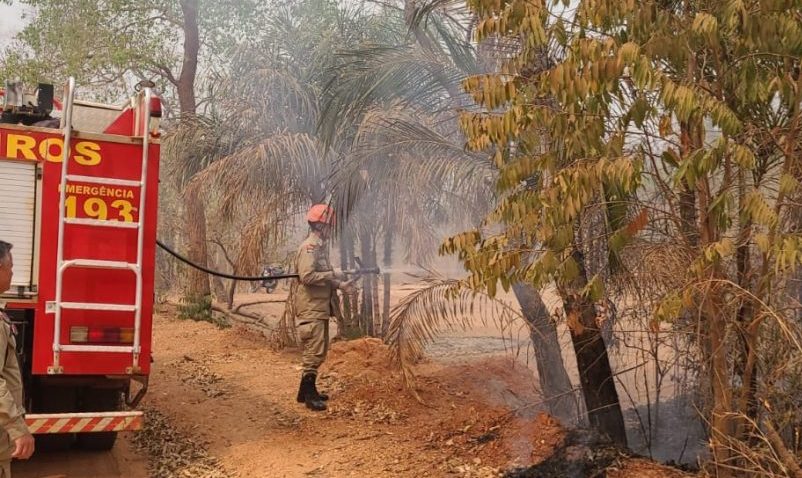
[
  {"left": 318, "top": 0, "right": 579, "bottom": 423},
  {"left": 163, "top": 1, "right": 404, "bottom": 338}
]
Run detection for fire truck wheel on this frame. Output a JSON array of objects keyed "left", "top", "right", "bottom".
[
  {"left": 33, "top": 385, "right": 77, "bottom": 451},
  {"left": 35, "top": 432, "right": 75, "bottom": 451},
  {"left": 76, "top": 430, "right": 117, "bottom": 451},
  {"left": 76, "top": 388, "right": 122, "bottom": 451}
]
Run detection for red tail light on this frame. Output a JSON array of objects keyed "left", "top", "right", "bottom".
[
  {"left": 88, "top": 328, "right": 105, "bottom": 342},
  {"left": 70, "top": 326, "right": 133, "bottom": 344}
]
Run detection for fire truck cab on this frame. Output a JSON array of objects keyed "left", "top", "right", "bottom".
[{"left": 0, "top": 79, "right": 159, "bottom": 450}]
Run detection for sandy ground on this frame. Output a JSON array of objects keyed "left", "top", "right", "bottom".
[
  {"left": 13, "top": 433, "right": 147, "bottom": 478},
  {"left": 142, "top": 307, "right": 536, "bottom": 477},
  {"left": 12, "top": 282, "right": 699, "bottom": 477},
  {"left": 138, "top": 304, "right": 693, "bottom": 477},
  {"left": 238, "top": 282, "right": 707, "bottom": 464}
]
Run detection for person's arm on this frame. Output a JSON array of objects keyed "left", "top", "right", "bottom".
[
  {"left": 297, "top": 244, "right": 342, "bottom": 287},
  {"left": 0, "top": 323, "right": 33, "bottom": 459}
]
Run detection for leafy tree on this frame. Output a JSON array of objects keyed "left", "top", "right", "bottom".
[
  {"left": 452, "top": 0, "right": 802, "bottom": 471},
  {"left": 438, "top": 0, "right": 632, "bottom": 444},
  {"left": 1, "top": 0, "right": 263, "bottom": 110}
]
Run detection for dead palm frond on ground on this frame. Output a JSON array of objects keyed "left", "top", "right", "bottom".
[{"left": 385, "top": 276, "right": 524, "bottom": 389}]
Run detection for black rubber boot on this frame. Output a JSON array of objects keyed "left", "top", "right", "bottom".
[
  {"left": 296, "top": 377, "right": 305, "bottom": 403},
  {"left": 311, "top": 374, "right": 329, "bottom": 401},
  {"left": 296, "top": 374, "right": 329, "bottom": 402},
  {"left": 300, "top": 374, "right": 326, "bottom": 411}
]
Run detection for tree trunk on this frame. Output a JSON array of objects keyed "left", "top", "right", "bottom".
[
  {"left": 178, "top": 0, "right": 199, "bottom": 114},
  {"left": 226, "top": 276, "right": 236, "bottom": 310},
  {"left": 562, "top": 248, "right": 627, "bottom": 446},
  {"left": 705, "top": 296, "right": 735, "bottom": 476},
  {"left": 512, "top": 282, "right": 578, "bottom": 425},
  {"left": 184, "top": 186, "right": 210, "bottom": 302},
  {"left": 208, "top": 255, "right": 227, "bottom": 303},
  {"left": 176, "top": 0, "right": 204, "bottom": 305},
  {"left": 734, "top": 169, "right": 758, "bottom": 433},
  {"left": 695, "top": 145, "right": 736, "bottom": 474},
  {"left": 382, "top": 213, "right": 393, "bottom": 337},
  {"left": 372, "top": 251, "right": 381, "bottom": 336},
  {"left": 678, "top": 121, "right": 699, "bottom": 248},
  {"left": 359, "top": 228, "right": 375, "bottom": 336},
  {"left": 367, "top": 230, "right": 380, "bottom": 337},
  {"left": 339, "top": 227, "right": 357, "bottom": 334}
]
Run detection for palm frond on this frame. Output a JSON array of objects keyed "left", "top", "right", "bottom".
[
  {"left": 335, "top": 107, "right": 496, "bottom": 200},
  {"left": 215, "top": 63, "right": 321, "bottom": 135},
  {"left": 406, "top": 0, "right": 469, "bottom": 32},
  {"left": 235, "top": 206, "right": 291, "bottom": 276},
  {"left": 406, "top": 0, "right": 477, "bottom": 72},
  {"left": 385, "top": 277, "right": 523, "bottom": 390},
  {"left": 318, "top": 43, "right": 477, "bottom": 145},
  {"left": 163, "top": 114, "right": 232, "bottom": 187},
  {"left": 193, "top": 131, "right": 328, "bottom": 219},
  {"left": 428, "top": 12, "right": 478, "bottom": 72}
]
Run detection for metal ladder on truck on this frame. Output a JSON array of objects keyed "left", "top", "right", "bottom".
[{"left": 47, "top": 77, "right": 153, "bottom": 375}]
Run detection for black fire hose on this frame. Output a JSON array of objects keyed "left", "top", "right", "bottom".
[{"left": 156, "top": 239, "right": 379, "bottom": 281}]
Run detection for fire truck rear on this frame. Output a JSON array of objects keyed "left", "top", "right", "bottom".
[{"left": 0, "top": 79, "right": 159, "bottom": 450}]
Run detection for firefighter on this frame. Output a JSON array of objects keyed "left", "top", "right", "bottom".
[
  {"left": 294, "top": 205, "right": 355, "bottom": 411},
  {"left": 0, "top": 241, "right": 34, "bottom": 477}
]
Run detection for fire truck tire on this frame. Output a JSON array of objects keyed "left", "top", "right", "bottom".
[
  {"left": 76, "top": 430, "right": 117, "bottom": 451},
  {"left": 76, "top": 389, "right": 122, "bottom": 451},
  {"left": 34, "top": 385, "right": 77, "bottom": 451}
]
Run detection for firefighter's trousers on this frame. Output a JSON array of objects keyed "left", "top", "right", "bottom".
[{"left": 297, "top": 319, "right": 329, "bottom": 376}]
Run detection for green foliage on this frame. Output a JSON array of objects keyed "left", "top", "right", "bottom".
[
  {"left": 451, "top": 0, "right": 802, "bottom": 467},
  {"left": 450, "top": 0, "right": 802, "bottom": 297},
  {"left": 177, "top": 293, "right": 230, "bottom": 328},
  {"left": 1, "top": 0, "right": 266, "bottom": 105},
  {"left": 177, "top": 293, "right": 213, "bottom": 321}
]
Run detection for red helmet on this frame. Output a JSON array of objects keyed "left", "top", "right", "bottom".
[{"left": 307, "top": 204, "right": 336, "bottom": 225}]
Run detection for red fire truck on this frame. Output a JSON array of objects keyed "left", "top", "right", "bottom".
[{"left": 0, "top": 79, "right": 159, "bottom": 450}]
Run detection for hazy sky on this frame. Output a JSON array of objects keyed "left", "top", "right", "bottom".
[{"left": 0, "top": 2, "right": 27, "bottom": 47}]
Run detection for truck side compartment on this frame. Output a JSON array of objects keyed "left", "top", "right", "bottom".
[{"left": 0, "top": 82, "right": 159, "bottom": 450}]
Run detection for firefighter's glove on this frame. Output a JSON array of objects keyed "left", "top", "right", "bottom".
[
  {"left": 339, "top": 279, "right": 357, "bottom": 295},
  {"left": 334, "top": 271, "right": 348, "bottom": 282}
]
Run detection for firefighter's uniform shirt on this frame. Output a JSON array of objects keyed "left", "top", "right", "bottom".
[
  {"left": 294, "top": 233, "right": 341, "bottom": 375},
  {"left": 0, "top": 311, "right": 28, "bottom": 473}
]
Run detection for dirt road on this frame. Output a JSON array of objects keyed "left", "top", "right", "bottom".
[
  {"left": 13, "top": 435, "right": 146, "bottom": 478},
  {"left": 139, "top": 308, "right": 524, "bottom": 477},
  {"left": 11, "top": 299, "right": 693, "bottom": 477}
]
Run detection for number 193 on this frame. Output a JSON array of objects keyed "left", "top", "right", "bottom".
[{"left": 64, "top": 196, "right": 135, "bottom": 222}]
